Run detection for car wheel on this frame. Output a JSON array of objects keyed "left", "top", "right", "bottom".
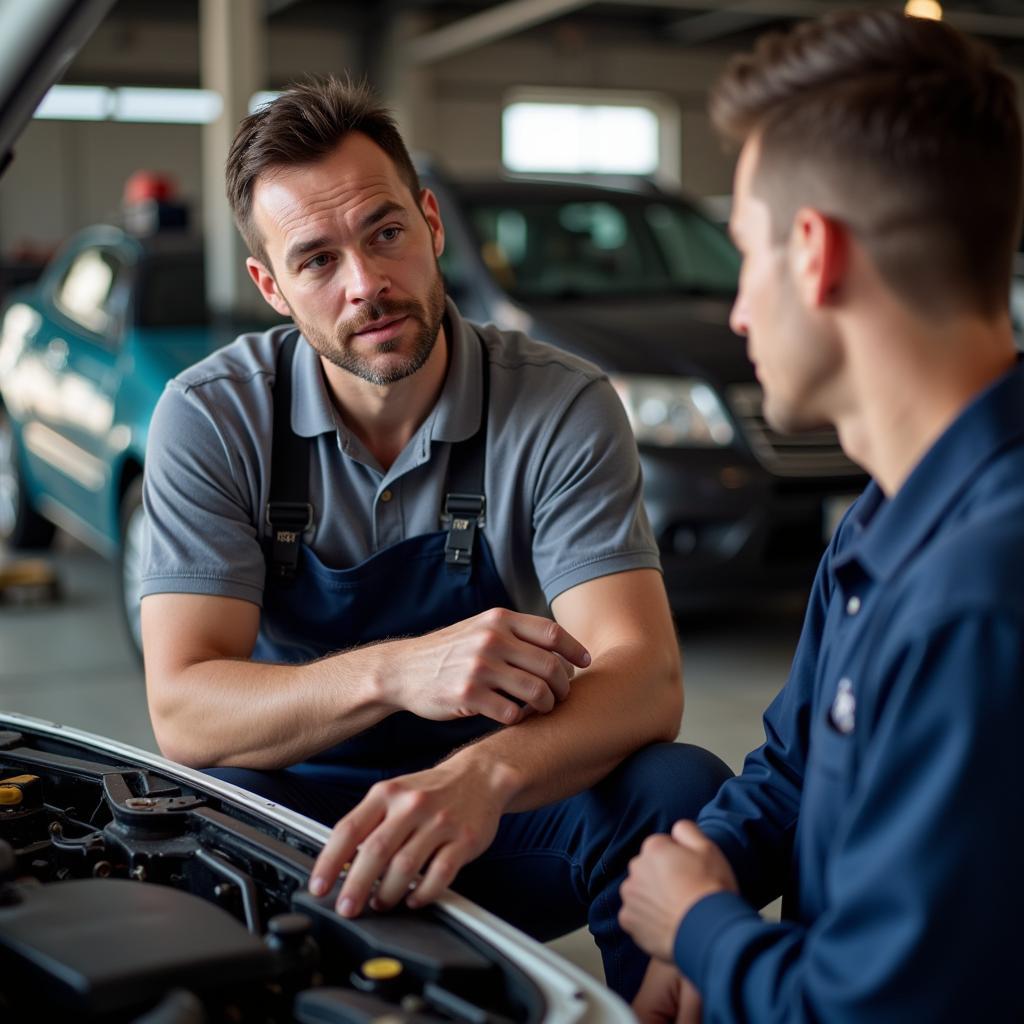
[
  {"left": 0, "top": 407, "right": 56, "bottom": 550},
  {"left": 117, "top": 476, "right": 146, "bottom": 661}
]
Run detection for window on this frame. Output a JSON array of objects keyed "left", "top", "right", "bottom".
[
  {"left": 55, "top": 248, "right": 127, "bottom": 336},
  {"left": 503, "top": 101, "right": 660, "bottom": 175},
  {"left": 466, "top": 193, "right": 739, "bottom": 300}
]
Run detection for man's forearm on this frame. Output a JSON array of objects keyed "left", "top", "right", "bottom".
[
  {"left": 149, "top": 603, "right": 592, "bottom": 772},
  {"left": 151, "top": 647, "right": 394, "bottom": 769},
  {"left": 446, "top": 639, "right": 682, "bottom": 813}
]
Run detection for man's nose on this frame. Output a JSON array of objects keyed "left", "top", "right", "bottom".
[
  {"left": 729, "top": 293, "right": 749, "bottom": 337},
  {"left": 347, "top": 254, "right": 390, "bottom": 304}
]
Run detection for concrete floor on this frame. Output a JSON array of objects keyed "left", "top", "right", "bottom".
[{"left": 0, "top": 533, "right": 803, "bottom": 981}]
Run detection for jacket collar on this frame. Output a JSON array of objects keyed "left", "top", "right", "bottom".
[{"left": 839, "top": 359, "right": 1024, "bottom": 582}]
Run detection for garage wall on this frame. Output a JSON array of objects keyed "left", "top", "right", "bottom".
[
  {"left": 422, "top": 33, "right": 738, "bottom": 195},
  {"left": 1, "top": 120, "right": 203, "bottom": 257},
  {"left": 1, "top": 12, "right": 1022, "bottom": 256},
  {"left": 0, "top": 18, "right": 357, "bottom": 256}
]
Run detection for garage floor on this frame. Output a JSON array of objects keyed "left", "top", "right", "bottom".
[{"left": 0, "top": 534, "right": 802, "bottom": 982}]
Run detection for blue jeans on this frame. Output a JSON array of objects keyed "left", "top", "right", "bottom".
[{"left": 207, "top": 741, "right": 732, "bottom": 1000}]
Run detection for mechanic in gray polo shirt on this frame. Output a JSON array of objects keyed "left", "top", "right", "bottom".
[{"left": 140, "top": 77, "right": 730, "bottom": 1001}]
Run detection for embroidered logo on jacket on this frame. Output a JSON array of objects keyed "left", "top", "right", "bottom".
[{"left": 830, "top": 678, "right": 856, "bottom": 734}]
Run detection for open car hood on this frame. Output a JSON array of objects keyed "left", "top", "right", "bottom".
[
  {"left": 0, "top": 0, "right": 116, "bottom": 176},
  {"left": 0, "top": 712, "right": 629, "bottom": 1022}
]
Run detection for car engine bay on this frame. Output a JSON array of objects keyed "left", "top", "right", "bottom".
[{"left": 0, "top": 722, "right": 552, "bottom": 1024}]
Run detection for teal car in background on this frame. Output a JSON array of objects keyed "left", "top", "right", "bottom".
[{"left": 0, "top": 224, "right": 239, "bottom": 651}]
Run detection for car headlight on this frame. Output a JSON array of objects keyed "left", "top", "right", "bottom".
[{"left": 610, "top": 374, "right": 735, "bottom": 447}]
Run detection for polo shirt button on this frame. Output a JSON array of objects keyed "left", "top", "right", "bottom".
[
  {"left": 846, "top": 596, "right": 861, "bottom": 616},
  {"left": 380, "top": 490, "right": 393, "bottom": 503}
]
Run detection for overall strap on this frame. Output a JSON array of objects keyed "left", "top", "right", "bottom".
[
  {"left": 266, "top": 329, "right": 313, "bottom": 583},
  {"left": 443, "top": 332, "right": 490, "bottom": 574}
]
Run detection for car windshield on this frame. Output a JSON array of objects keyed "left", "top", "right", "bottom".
[{"left": 465, "top": 193, "right": 739, "bottom": 300}]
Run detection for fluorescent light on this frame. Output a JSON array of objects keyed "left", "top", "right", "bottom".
[
  {"left": 249, "top": 91, "right": 282, "bottom": 114},
  {"left": 33, "top": 85, "right": 224, "bottom": 124},
  {"left": 114, "top": 88, "right": 222, "bottom": 124},
  {"left": 34, "top": 85, "right": 112, "bottom": 120}
]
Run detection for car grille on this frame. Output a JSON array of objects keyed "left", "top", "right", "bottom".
[{"left": 727, "top": 384, "right": 861, "bottom": 478}]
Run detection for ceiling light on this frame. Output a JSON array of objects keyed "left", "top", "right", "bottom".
[
  {"left": 113, "top": 88, "right": 222, "bottom": 124},
  {"left": 904, "top": 0, "right": 943, "bottom": 20},
  {"left": 34, "top": 85, "right": 112, "bottom": 120},
  {"left": 33, "top": 85, "right": 227, "bottom": 124}
]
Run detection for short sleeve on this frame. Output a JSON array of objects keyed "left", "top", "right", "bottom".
[
  {"left": 141, "top": 381, "right": 267, "bottom": 605},
  {"left": 529, "top": 377, "right": 661, "bottom": 603}
]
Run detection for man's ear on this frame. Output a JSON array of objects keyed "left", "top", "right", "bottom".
[
  {"left": 790, "top": 208, "right": 848, "bottom": 308},
  {"left": 246, "top": 257, "right": 292, "bottom": 318},
  {"left": 418, "top": 188, "right": 446, "bottom": 259}
]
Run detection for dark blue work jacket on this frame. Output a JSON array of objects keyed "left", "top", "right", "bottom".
[{"left": 678, "top": 360, "right": 1024, "bottom": 1022}]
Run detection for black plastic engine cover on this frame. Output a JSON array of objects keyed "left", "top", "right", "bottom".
[
  {"left": 0, "top": 877, "right": 274, "bottom": 1014},
  {"left": 294, "top": 887, "right": 496, "bottom": 989}
]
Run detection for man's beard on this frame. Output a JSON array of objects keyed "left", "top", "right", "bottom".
[{"left": 296, "top": 266, "right": 446, "bottom": 386}]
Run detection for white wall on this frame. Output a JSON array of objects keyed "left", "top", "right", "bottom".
[
  {"left": 422, "top": 33, "right": 738, "bottom": 194},
  {"left": 1, "top": 120, "right": 203, "bottom": 257}
]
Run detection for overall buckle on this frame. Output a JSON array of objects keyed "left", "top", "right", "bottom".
[
  {"left": 443, "top": 492, "right": 485, "bottom": 573},
  {"left": 266, "top": 502, "right": 313, "bottom": 580}
]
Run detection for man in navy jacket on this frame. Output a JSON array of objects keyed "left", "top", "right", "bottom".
[{"left": 619, "top": 9, "right": 1024, "bottom": 1021}]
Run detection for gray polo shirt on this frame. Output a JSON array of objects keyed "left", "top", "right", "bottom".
[{"left": 141, "top": 299, "right": 660, "bottom": 617}]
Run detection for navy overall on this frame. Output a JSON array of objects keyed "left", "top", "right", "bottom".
[{"left": 207, "top": 327, "right": 732, "bottom": 999}]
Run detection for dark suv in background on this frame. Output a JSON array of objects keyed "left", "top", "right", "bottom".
[{"left": 423, "top": 167, "right": 867, "bottom": 610}]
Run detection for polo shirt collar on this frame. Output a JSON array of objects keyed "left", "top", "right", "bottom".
[
  {"left": 290, "top": 333, "right": 339, "bottom": 439},
  {"left": 428, "top": 298, "right": 484, "bottom": 444},
  {"left": 839, "top": 358, "right": 1024, "bottom": 582}
]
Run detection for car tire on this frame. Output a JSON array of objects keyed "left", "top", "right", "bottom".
[
  {"left": 0, "top": 407, "right": 56, "bottom": 550},
  {"left": 117, "top": 476, "right": 146, "bottom": 662}
]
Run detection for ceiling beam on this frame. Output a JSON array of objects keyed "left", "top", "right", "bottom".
[
  {"left": 624, "top": 0, "right": 1024, "bottom": 42},
  {"left": 408, "top": 0, "right": 1024, "bottom": 67},
  {"left": 264, "top": 0, "right": 304, "bottom": 15},
  {"left": 612, "top": 0, "right": 844, "bottom": 16},
  {"left": 409, "top": 0, "right": 593, "bottom": 65},
  {"left": 667, "top": 9, "right": 782, "bottom": 44}
]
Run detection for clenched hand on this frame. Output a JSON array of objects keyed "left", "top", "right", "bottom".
[
  {"left": 383, "top": 608, "right": 591, "bottom": 725},
  {"left": 619, "top": 821, "right": 738, "bottom": 962},
  {"left": 633, "top": 959, "right": 703, "bottom": 1024}
]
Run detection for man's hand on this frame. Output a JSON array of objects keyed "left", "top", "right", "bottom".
[
  {"left": 619, "top": 821, "right": 739, "bottom": 961},
  {"left": 633, "top": 959, "right": 702, "bottom": 1024},
  {"left": 308, "top": 757, "right": 518, "bottom": 915},
  {"left": 385, "top": 608, "right": 591, "bottom": 726}
]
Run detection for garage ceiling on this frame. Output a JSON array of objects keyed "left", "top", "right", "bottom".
[
  {"left": 108, "top": 0, "right": 1024, "bottom": 40},
  {"left": 79, "top": 0, "right": 1024, "bottom": 84}
]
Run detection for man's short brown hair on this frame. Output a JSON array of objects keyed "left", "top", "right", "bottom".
[
  {"left": 226, "top": 76, "right": 421, "bottom": 269},
  {"left": 710, "top": 9, "right": 1023, "bottom": 319}
]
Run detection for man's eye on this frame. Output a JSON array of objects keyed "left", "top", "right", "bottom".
[
  {"left": 305, "top": 254, "right": 333, "bottom": 270},
  {"left": 378, "top": 226, "right": 402, "bottom": 243}
]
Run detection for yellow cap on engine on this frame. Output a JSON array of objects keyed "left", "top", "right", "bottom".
[
  {"left": 0, "top": 775, "right": 39, "bottom": 806},
  {"left": 361, "top": 957, "right": 404, "bottom": 981}
]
